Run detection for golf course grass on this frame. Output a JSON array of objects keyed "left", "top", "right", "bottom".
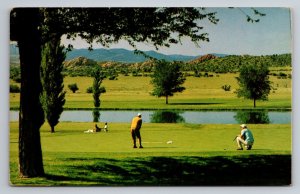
[
  {"left": 9, "top": 71, "right": 292, "bottom": 186},
  {"left": 10, "top": 73, "right": 292, "bottom": 110},
  {"left": 9, "top": 122, "right": 291, "bottom": 186}
]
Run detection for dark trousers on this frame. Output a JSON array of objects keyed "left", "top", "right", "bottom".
[{"left": 131, "top": 129, "right": 142, "bottom": 147}]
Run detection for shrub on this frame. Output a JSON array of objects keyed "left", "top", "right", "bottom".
[
  {"left": 10, "top": 84, "right": 20, "bottom": 93},
  {"left": 86, "top": 86, "right": 93, "bottom": 93},
  {"left": 221, "top": 85, "right": 231, "bottom": 91},
  {"left": 10, "top": 67, "right": 21, "bottom": 83},
  {"left": 194, "top": 70, "right": 202, "bottom": 77},
  {"left": 68, "top": 83, "right": 79, "bottom": 93},
  {"left": 279, "top": 72, "right": 287, "bottom": 77},
  {"left": 109, "top": 75, "right": 118, "bottom": 80}
]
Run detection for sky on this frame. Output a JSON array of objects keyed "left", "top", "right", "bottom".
[{"left": 61, "top": 7, "right": 292, "bottom": 56}]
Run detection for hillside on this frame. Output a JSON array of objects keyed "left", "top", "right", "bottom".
[
  {"left": 63, "top": 56, "right": 98, "bottom": 68},
  {"left": 188, "top": 54, "right": 218, "bottom": 64},
  {"left": 65, "top": 48, "right": 198, "bottom": 63},
  {"left": 10, "top": 44, "right": 229, "bottom": 64}
]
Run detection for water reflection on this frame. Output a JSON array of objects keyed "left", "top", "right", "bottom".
[
  {"left": 10, "top": 110, "right": 290, "bottom": 124},
  {"left": 150, "top": 111, "right": 185, "bottom": 123},
  {"left": 92, "top": 108, "right": 100, "bottom": 122},
  {"left": 234, "top": 110, "right": 270, "bottom": 124}
]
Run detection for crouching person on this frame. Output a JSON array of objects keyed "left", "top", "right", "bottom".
[{"left": 236, "top": 124, "right": 254, "bottom": 150}]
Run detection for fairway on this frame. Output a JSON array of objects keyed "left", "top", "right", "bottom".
[
  {"left": 10, "top": 122, "right": 291, "bottom": 186},
  {"left": 9, "top": 72, "right": 292, "bottom": 186},
  {"left": 9, "top": 71, "right": 292, "bottom": 186},
  {"left": 10, "top": 73, "right": 292, "bottom": 110}
]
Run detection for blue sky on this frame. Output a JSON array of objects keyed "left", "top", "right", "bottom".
[{"left": 62, "top": 7, "right": 292, "bottom": 56}]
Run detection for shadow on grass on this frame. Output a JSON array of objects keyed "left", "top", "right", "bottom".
[{"left": 45, "top": 155, "right": 291, "bottom": 186}]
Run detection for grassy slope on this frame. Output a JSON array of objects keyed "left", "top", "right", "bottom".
[
  {"left": 10, "top": 122, "right": 291, "bottom": 186},
  {"left": 10, "top": 73, "right": 292, "bottom": 110}
]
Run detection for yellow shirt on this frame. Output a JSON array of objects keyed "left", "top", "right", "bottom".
[{"left": 131, "top": 116, "right": 142, "bottom": 131}]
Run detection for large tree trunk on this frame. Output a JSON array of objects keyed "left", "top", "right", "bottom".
[
  {"left": 50, "top": 125, "right": 55, "bottom": 133},
  {"left": 18, "top": 9, "right": 45, "bottom": 177}
]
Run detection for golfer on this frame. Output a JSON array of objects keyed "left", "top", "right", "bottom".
[
  {"left": 130, "top": 113, "right": 143, "bottom": 148},
  {"left": 236, "top": 124, "right": 254, "bottom": 150}
]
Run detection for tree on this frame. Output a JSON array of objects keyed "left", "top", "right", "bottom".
[
  {"left": 92, "top": 67, "right": 106, "bottom": 122},
  {"left": 11, "top": 8, "right": 45, "bottom": 178},
  {"left": 236, "top": 62, "right": 271, "bottom": 108},
  {"left": 10, "top": 7, "right": 264, "bottom": 177},
  {"left": 68, "top": 83, "right": 79, "bottom": 93},
  {"left": 92, "top": 67, "right": 106, "bottom": 108},
  {"left": 151, "top": 60, "right": 186, "bottom": 104},
  {"left": 40, "top": 38, "right": 66, "bottom": 133}
]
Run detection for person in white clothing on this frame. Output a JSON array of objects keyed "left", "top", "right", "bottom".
[
  {"left": 84, "top": 123, "right": 101, "bottom": 133},
  {"left": 103, "top": 122, "right": 108, "bottom": 132},
  {"left": 236, "top": 124, "right": 254, "bottom": 150}
]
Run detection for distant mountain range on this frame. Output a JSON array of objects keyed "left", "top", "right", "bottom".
[
  {"left": 65, "top": 48, "right": 199, "bottom": 63},
  {"left": 10, "top": 44, "right": 228, "bottom": 64}
]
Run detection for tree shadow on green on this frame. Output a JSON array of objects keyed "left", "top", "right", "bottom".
[{"left": 45, "top": 155, "right": 291, "bottom": 186}]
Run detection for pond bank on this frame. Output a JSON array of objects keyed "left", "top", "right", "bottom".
[
  {"left": 10, "top": 107, "right": 292, "bottom": 111},
  {"left": 10, "top": 110, "right": 291, "bottom": 124}
]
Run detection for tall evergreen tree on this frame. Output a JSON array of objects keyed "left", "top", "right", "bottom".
[
  {"left": 151, "top": 60, "right": 186, "bottom": 104},
  {"left": 92, "top": 67, "right": 106, "bottom": 108},
  {"left": 236, "top": 62, "right": 271, "bottom": 108},
  {"left": 92, "top": 67, "right": 106, "bottom": 122},
  {"left": 40, "top": 37, "right": 66, "bottom": 133}
]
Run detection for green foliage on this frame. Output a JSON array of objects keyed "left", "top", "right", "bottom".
[
  {"left": 86, "top": 86, "right": 93, "bottom": 93},
  {"left": 64, "top": 66, "right": 97, "bottom": 77},
  {"left": 68, "top": 83, "right": 79, "bottom": 93},
  {"left": 279, "top": 72, "right": 287, "bottom": 77},
  {"left": 92, "top": 67, "right": 106, "bottom": 108},
  {"left": 106, "top": 68, "right": 118, "bottom": 80},
  {"left": 221, "top": 85, "right": 231, "bottom": 91},
  {"left": 10, "top": 84, "right": 20, "bottom": 93},
  {"left": 10, "top": 66, "right": 21, "bottom": 83},
  {"left": 234, "top": 110, "right": 270, "bottom": 124},
  {"left": 236, "top": 62, "right": 271, "bottom": 108},
  {"left": 194, "top": 70, "right": 202, "bottom": 77},
  {"left": 60, "top": 53, "right": 292, "bottom": 78},
  {"left": 40, "top": 39, "right": 66, "bottom": 132},
  {"left": 151, "top": 60, "right": 186, "bottom": 104},
  {"left": 185, "top": 54, "right": 291, "bottom": 73}
]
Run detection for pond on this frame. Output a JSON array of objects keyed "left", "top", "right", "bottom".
[{"left": 10, "top": 110, "right": 291, "bottom": 124}]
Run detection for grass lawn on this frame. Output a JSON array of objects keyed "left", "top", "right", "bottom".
[
  {"left": 9, "top": 69, "right": 292, "bottom": 186},
  {"left": 10, "top": 122, "right": 291, "bottom": 186},
  {"left": 9, "top": 73, "right": 292, "bottom": 110}
]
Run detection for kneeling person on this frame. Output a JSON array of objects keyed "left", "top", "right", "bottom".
[{"left": 236, "top": 124, "right": 254, "bottom": 150}]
